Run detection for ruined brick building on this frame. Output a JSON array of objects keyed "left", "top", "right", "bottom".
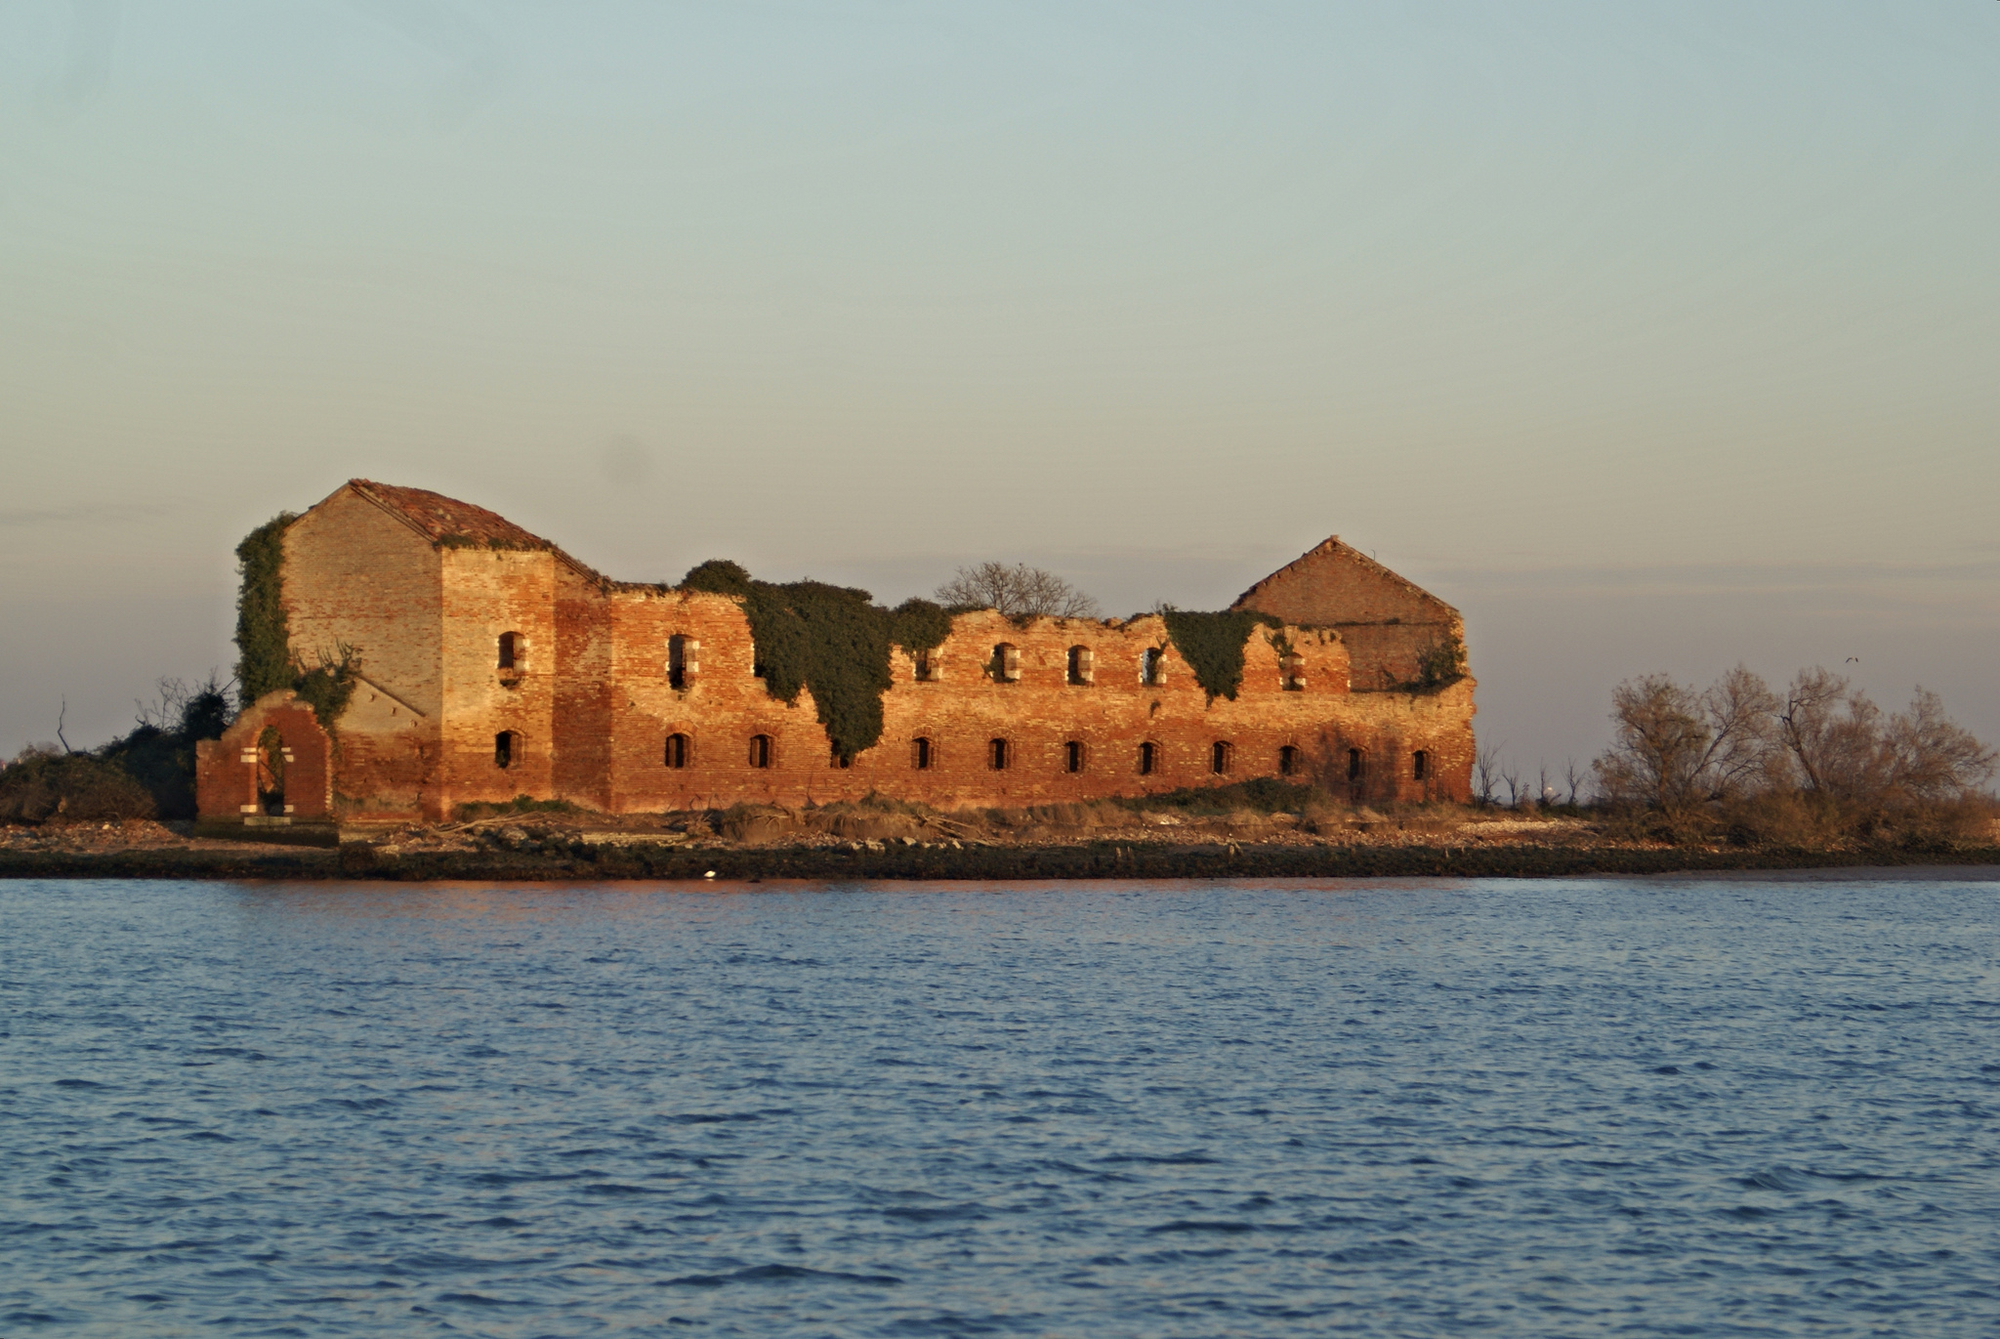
[{"left": 196, "top": 481, "right": 1475, "bottom": 825}]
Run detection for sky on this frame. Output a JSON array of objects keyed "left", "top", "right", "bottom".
[{"left": 3, "top": 0, "right": 1996, "bottom": 779}]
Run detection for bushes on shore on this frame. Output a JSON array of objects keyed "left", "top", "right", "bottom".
[
  {"left": 2, "top": 675, "right": 234, "bottom": 824},
  {"left": 1593, "top": 665, "right": 1996, "bottom": 846}
]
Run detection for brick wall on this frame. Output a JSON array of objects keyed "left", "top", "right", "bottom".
[
  {"left": 1231, "top": 538, "right": 1464, "bottom": 689},
  {"left": 199, "top": 484, "right": 1478, "bottom": 822}
]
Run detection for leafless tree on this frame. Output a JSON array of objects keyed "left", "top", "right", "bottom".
[
  {"left": 1474, "top": 743, "right": 1503, "bottom": 806},
  {"left": 1594, "top": 665, "right": 1779, "bottom": 816},
  {"left": 936, "top": 562, "right": 1101, "bottom": 619},
  {"left": 1881, "top": 687, "right": 1998, "bottom": 801},
  {"left": 1501, "top": 763, "right": 1525, "bottom": 809},
  {"left": 1562, "top": 758, "right": 1587, "bottom": 807},
  {"left": 1779, "top": 669, "right": 1995, "bottom": 804}
]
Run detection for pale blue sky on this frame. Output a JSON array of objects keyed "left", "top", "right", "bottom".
[{"left": 4, "top": 1, "right": 1996, "bottom": 773}]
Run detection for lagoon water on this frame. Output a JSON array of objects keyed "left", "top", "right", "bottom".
[{"left": 3, "top": 875, "right": 1999, "bottom": 1337}]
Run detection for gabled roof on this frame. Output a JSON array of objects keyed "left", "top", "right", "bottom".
[
  {"left": 342, "top": 480, "right": 604, "bottom": 580},
  {"left": 1230, "top": 536, "right": 1459, "bottom": 621}
]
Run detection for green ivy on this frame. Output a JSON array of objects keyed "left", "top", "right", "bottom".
[
  {"left": 234, "top": 513, "right": 297, "bottom": 709},
  {"left": 1402, "top": 633, "right": 1467, "bottom": 694},
  {"left": 1160, "top": 608, "right": 1281, "bottom": 703},
  {"left": 294, "top": 644, "right": 361, "bottom": 730},
  {"left": 681, "top": 561, "right": 954, "bottom": 761}
]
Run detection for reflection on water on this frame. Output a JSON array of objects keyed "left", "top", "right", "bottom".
[{"left": 4, "top": 876, "right": 1998, "bottom": 1336}]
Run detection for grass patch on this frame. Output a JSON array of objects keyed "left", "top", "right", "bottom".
[{"left": 454, "top": 795, "right": 581, "bottom": 822}]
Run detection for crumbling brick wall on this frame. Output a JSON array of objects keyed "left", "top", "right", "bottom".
[
  {"left": 198, "top": 483, "right": 1479, "bottom": 822},
  {"left": 1231, "top": 537, "right": 1464, "bottom": 690}
]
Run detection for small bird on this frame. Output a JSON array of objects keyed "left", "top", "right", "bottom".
[{"left": 1845, "top": 657, "right": 1860, "bottom": 664}]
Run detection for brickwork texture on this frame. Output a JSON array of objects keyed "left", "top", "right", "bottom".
[{"left": 197, "top": 483, "right": 1477, "bottom": 823}]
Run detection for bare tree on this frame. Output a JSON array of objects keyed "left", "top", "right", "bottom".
[
  {"left": 1474, "top": 742, "right": 1503, "bottom": 806},
  {"left": 1881, "top": 687, "right": 1998, "bottom": 801},
  {"left": 1776, "top": 668, "right": 1885, "bottom": 799},
  {"left": 1562, "top": 758, "right": 1587, "bottom": 807},
  {"left": 1594, "top": 665, "right": 1779, "bottom": 816},
  {"left": 936, "top": 562, "right": 1100, "bottom": 619}
]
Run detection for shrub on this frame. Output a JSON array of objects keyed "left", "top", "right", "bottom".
[{"left": 0, "top": 750, "right": 157, "bottom": 824}]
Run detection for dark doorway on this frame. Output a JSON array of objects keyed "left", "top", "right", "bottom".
[
  {"left": 257, "top": 726, "right": 287, "bottom": 814},
  {"left": 665, "top": 733, "right": 689, "bottom": 769}
]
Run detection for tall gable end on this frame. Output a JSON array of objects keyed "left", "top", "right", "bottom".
[
  {"left": 1230, "top": 537, "right": 1457, "bottom": 627},
  {"left": 1230, "top": 538, "right": 1463, "bottom": 690}
]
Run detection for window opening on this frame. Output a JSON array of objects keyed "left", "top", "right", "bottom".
[
  {"left": 749, "top": 734, "right": 772, "bottom": 769},
  {"left": 915, "top": 650, "right": 940, "bottom": 682},
  {"left": 831, "top": 744, "right": 852, "bottom": 770},
  {"left": 498, "top": 631, "right": 520, "bottom": 670},
  {"left": 1281, "top": 652, "right": 1305, "bottom": 691},
  {"left": 1067, "top": 646, "right": 1094, "bottom": 685},
  {"left": 1412, "top": 750, "right": 1429, "bottom": 781},
  {"left": 667, "top": 634, "right": 694, "bottom": 689},
  {"left": 1142, "top": 647, "right": 1165, "bottom": 686},
  {"left": 989, "top": 738, "right": 1010, "bottom": 770},
  {"left": 1138, "top": 741, "right": 1158, "bottom": 776},
  {"left": 1348, "top": 748, "right": 1363, "bottom": 780},
  {"left": 1065, "top": 740, "right": 1085, "bottom": 773},
  {"left": 1211, "top": 741, "right": 1232, "bottom": 775},
  {"left": 1278, "top": 745, "right": 1300, "bottom": 777},
  {"left": 495, "top": 731, "right": 516, "bottom": 769},
  {"left": 992, "top": 643, "right": 1020, "bottom": 683},
  {"left": 913, "top": 737, "right": 934, "bottom": 770},
  {"left": 665, "top": 733, "right": 689, "bottom": 769}
]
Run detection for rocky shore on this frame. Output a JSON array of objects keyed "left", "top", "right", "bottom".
[{"left": 4, "top": 807, "right": 1995, "bottom": 882}]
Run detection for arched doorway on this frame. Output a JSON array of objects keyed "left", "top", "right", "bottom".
[{"left": 256, "top": 726, "right": 289, "bottom": 815}]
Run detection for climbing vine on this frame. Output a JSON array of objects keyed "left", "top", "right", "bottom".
[
  {"left": 1404, "top": 633, "right": 1467, "bottom": 694},
  {"left": 681, "top": 561, "right": 954, "bottom": 761},
  {"left": 293, "top": 643, "right": 362, "bottom": 730},
  {"left": 1160, "top": 608, "right": 1281, "bottom": 703},
  {"left": 234, "top": 513, "right": 298, "bottom": 709}
]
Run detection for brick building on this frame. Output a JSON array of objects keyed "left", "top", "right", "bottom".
[{"left": 197, "top": 481, "right": 1476, "bottom": 825}]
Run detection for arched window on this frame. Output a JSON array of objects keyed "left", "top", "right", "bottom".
[
  {"left": 664, "top": 733, "right": 689, "bottom": 769},
  {"left": 498, "top": 631, "right": 522, "bottom": 670},
  {"left": 1142, "top": 647, "right": 1165, "bottom": 686},
  {"left": 667, "top": 634, "right": 697, "bottom": 689},
  {"left": 989, "top": 738, "right": 1010, "bottom": 770},
  {"left": 749, "top": 734, "right": 773, "bottom": 769},
  {"left": 1138, "top": 741, "right": 1158, "bottom": 776},
  {"left": 495, "top": 731, "right": 517, "bottom": 769},
  {"left": 991, "top": 643, "right": 1020, "bottom": 683},
  {"left": 1065, "top": 740, "right": 1086, "bottom": 773},
  {"left": 1067, "top": 646, "right": 1094, "bottom": 685},
  {"left": 1211, "top": 741, "right": 1233, "bottom": 775},
  {"left": 830, "top": 744, "right": 852, "bottom": 770},
  {"left": 1278, "top": 744, "right": 1301, "bottom": 777},
  {"left": 1412, "top": 750, "right": 1429, "bottom": 781},
  {"left": 912, "top": 737, "right": 934, "bottom": 770}
]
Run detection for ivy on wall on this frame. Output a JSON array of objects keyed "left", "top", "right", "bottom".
[
  {"left": 1160, "top": 608, "right": 1282, "bottom": 703},
  {"left": 234, "top": 514, "right": 362, "bottom": 730},
  {"left": 681, "top": 560, "right": 954, "bottom": 761},
  {"left": 234, "top": 513, "right": 298, "bottom": 709}
]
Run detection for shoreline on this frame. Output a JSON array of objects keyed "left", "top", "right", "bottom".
[{"left": 5, "top": 837, "right": 1998, "bottom": 883}]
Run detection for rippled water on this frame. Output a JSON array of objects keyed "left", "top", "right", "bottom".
[{"left": 4, "top": 875, "right": 2000, "bottom": 1336}]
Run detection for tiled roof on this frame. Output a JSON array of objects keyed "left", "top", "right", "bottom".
[{"left": 346, "top": 480, "right": 602, "bottom": 579}]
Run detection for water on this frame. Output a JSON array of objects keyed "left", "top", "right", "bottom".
[{"left": 4, "top": 875, "right": 1999, "bottom": 1337}]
